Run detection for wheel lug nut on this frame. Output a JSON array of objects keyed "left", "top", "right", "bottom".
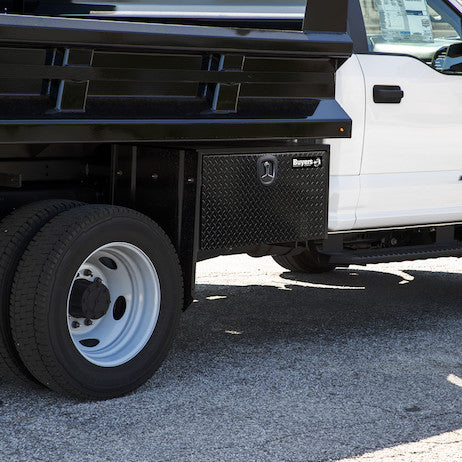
[
  {"left": 71, "top": 321, "right": 80, "bottom": 329},
  {"left": 94, "top": 277, "right": 102, "bottom": 283},
  {"left": 84, "top": 319, "right": 93, "bottom": 326},
  {"left": 83, "top": 269, "right": 93, "bottom": 277}
]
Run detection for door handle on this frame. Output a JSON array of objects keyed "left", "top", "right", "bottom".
[{"left": 373, "top": 85, "right": 404, "bottom": 104}]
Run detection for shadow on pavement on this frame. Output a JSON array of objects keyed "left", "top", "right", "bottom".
[
  {"left": 1, "top": 264, "right": 462, "bottom": 462},
  {"left": 169, "top": 266, "right": 462, "bottom": 460}
]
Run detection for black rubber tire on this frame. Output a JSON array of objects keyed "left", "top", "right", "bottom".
[
  {"left": 273, "top": 250, "right": 333, "bottom": 274},
  {"left": 10, "top": 205, "right": 183, "bottom": 400},
  {"left": 0, "top": 199, "right": 83, "bottom": 383}
]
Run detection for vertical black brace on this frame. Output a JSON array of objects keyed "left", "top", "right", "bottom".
[
  {"left": 303, "top": 0, "right": 349, "bottom": 33},
  {"left": 177, "top": 150, "right": 200, "bottom": 309},
  {"left": 41, "top": 48, "right": 56, "bottom": 96},
  {"left": 176, "top": 150, "right": 186, "bottom": 251},
  {"left": 130, "top": 146, "right": 138, "bottom": 207},
  {"left": 197, "top": 55, "right": 212, "bottom": 99},
  {"left": 110, "top": 145, "right": 118, "bottom": 205},
  {"left": 55, "top": 48, "right": 94, "bottom": 112},
  {"left": 209, "top": 54, "right": 246, "bottom": 113}
]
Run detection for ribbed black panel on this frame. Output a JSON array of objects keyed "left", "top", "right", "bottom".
[
  {"left": 89, "top": 82, "right": 200, "bottom": 97},
  {"left": 0, "top": 47, "right": 340, "bottom": 110},
  {"left": 241, "top": 56, "right": 335, "bottom": 98},
  {"left": 89, "top": 52, "right": 202, "bottom": 97},
  {"left": 0, "top": 14, "right": 352, "bottom": 143},
  {"left": 200, "top": 150, "right": 329, "bottom": 250},
  {"left": 91, "top": 52, "right": 202, "bottom": 70},
  {"left": 0, "top": 47, "right": 46, "bottom": 95},
  {"left": 240, "top": 81, "right": 334, "bottom": 98},
  {"left": 244, "top": 57, "right": 335, "bottom": 73}
]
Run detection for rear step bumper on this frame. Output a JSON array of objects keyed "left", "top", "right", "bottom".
[{"left": 327, "top": 243, "right": 462, "bottom": 266}]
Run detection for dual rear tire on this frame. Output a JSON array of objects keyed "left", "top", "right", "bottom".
[
  {"left": 0, "top": 202, "right": 182, "bottom": 399},
  {"left": 0, "top": 199, "right": 83, "bottom": 383}
]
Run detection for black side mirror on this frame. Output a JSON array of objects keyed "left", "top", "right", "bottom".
[{"left": 433, "top": 42, "right": 462, "bottom": 73}]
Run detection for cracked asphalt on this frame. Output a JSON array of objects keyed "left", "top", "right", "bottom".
[{"left": 1, "top": 255, "right": 462, "bottom": 461}]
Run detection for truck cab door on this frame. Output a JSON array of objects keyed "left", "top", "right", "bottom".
[
  {"left": 327, "top": 0, "right": 368, "bottom": 232},
  {"left": 355, "top": 0, "right": 462, "bottom": 229},
  {"left": 328, "top": 54, "right": 365, "bottom": 231}
]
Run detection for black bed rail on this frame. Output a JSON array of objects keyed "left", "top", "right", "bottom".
[
  {"left": 0, "top": 1, "right": 352, "bottom": 144},
  {"left": 0, "top": 12, "right": 351, "bottom": 56}
]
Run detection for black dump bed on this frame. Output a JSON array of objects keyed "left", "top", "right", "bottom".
[{"left": 0, "top": 0, "right": 352, "bottom": 145}]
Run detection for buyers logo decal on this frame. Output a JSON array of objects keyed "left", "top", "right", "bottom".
[{"left": 292, "top": 156, "right": 323, "bottom": 169}]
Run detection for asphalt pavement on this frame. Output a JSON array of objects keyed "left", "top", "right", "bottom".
[{"left": 1, "top": 255, "right": 462, "bottom": 461}]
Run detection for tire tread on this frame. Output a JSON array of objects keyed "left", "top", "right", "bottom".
[
  {"left": 0, "top": 199, "right": 83, "bottom": 382},
  {"left": 11, "top": 205, "right": 182, "bottom": 399}
]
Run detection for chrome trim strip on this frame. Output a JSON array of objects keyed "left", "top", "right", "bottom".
[
  {"left": 88, "top": 11, "right": 304, "bottom": 19},
  {"left": 67, "top": 3, "right": 306, "bottom": 19}
]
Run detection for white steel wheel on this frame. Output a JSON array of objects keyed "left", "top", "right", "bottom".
[
  {"left": 10, "top": 205, "right": 182, "bottom": 400},
  {"left": 67, "top": 242, "right": 161, "bottom": 368}
]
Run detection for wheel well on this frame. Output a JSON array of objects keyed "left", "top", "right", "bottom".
[{"left": 0, "top": 143, "right": 198, "bottom": 308}]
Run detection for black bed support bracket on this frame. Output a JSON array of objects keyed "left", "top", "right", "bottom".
[
  {"left": 53, "top": 48, "right": 94, "bottom": 112},
  {"left": 205, "top": 54, "right": 246, "bottom": 113}
]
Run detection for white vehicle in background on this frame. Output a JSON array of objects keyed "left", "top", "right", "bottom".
[{"left": 278, "top": 0, "right": 462, "bottom": 272}]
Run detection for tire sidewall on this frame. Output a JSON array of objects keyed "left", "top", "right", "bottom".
[{"left": 45, "top": 216, "right": 180, "bottom": 396}]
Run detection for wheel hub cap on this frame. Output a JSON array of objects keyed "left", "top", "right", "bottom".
[{"left": 69, "top": 279, "right": 111, "bottom": 320}]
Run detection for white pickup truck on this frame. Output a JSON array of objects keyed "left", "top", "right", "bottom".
[
  {"left": 331, "top": 0, "right": 462, "bottom": 232},
  {"left": 274, "top": 0, "right": 462, "bottom": 273}
]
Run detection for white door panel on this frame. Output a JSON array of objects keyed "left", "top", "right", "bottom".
[
  {"left": 327, "top": 55, "right": 365, "bottom": 231},
  {"left": 329, "top": 175, "right": 361, "bottom": 230},
  {"left": 357, "top": 171, "right": 462, "bottom": 228},
  {"left": 329, "top": 55, "right": 366, "bottom": 177},
  {"left": 358, "top": 54, "right": 462, "bottom": 174},
  {"left": 355, "top": 54, "right": 462, "bottom": 229}
]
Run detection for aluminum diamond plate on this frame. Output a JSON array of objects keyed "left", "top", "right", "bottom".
[{"left": 200, "top": 150, "right": 329, "bottom": 250}]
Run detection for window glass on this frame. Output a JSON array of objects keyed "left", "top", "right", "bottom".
[
  {"left": 48, "top": 1, "right": 306, "bottom": 18},
  {"left": 359, "top": 0, "right": 462, "bottom": 62}
]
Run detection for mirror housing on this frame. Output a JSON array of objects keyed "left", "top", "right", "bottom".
[{"left": 436, "top": 42, "right": 462, "bottom": 73}]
